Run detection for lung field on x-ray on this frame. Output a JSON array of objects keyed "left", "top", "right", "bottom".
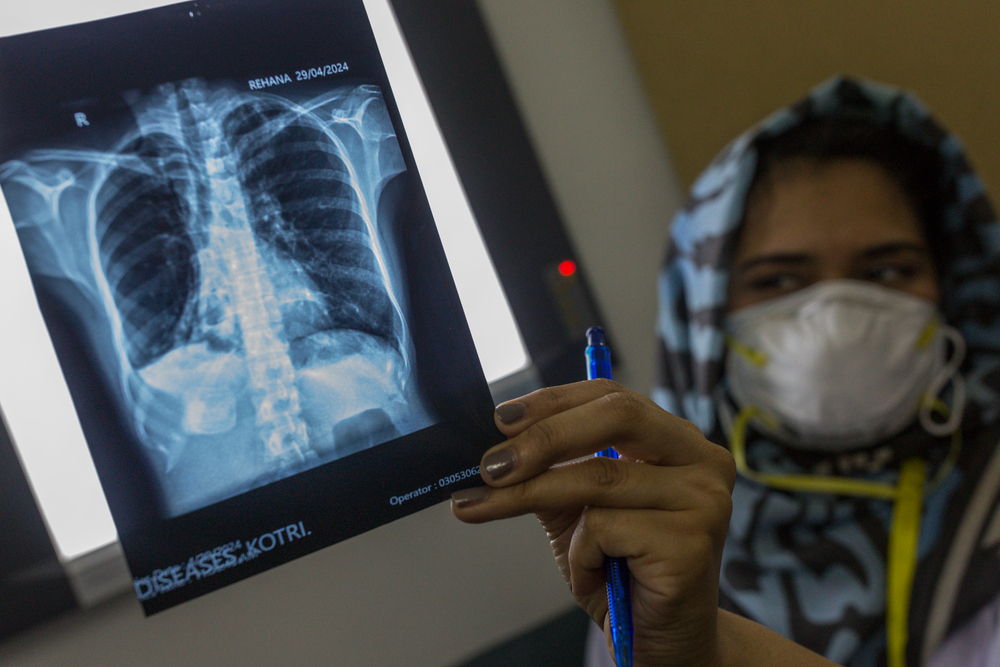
[{"left": 1, "top": 80, "right": 435, "bottom": 516}]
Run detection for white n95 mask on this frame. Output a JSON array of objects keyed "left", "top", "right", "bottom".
[{"left": 724, "top": 280, "right": 965, "bottom": 451}]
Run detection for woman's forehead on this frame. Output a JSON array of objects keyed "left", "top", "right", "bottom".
[{"left": 736, "top": 158, "right": 927, "bottom": 258}]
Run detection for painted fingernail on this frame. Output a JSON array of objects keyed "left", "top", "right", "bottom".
[
  {"left": 495, "top": 402, "right": 525, "bottom": 424},
  {"left": 482, "top": 447, "right": 517, "bottom": 481},
  {"left": 451, "top": 486, "right": 490, "bottom": 508}
]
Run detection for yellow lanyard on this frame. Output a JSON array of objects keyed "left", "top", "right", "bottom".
[{"left": 728, "top": 406, "right": 959, "bottom": 667}]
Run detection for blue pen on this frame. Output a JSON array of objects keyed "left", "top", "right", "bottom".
[{"left": 585, "top": 326, "right": 633, "bottom": 667}]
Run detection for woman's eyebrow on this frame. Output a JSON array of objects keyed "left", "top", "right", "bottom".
[
  {"left": 735, "top": 252, "right": 813, "bottom": 273},
  {"left": 859, "top": 242, "right": 931, "bottom": 260}
]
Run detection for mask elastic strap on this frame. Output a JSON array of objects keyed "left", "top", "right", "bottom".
[
  {"left": 729, "top": 405, "right": 897, "bottom": 498},
  {"left": 726, "top": 405, "right": 949, "bottom": 667},
  {"left": 919, "top": 324, "right": 967, "bottom": 437},
  {"left": 923, "top": 399, "right": 964, "bottom": 491}
]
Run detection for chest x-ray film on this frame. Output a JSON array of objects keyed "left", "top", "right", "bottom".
[{"left": 0, "top": 0, "right": 505, "bottom": 613}]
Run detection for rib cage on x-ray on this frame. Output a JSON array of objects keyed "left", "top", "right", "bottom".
[{"left": 1, "top": 80, "right": 434, "bottom": 516}]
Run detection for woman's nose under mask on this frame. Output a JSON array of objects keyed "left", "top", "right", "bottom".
[{"left": 724, "top": 279, "right": 966, "bottom": 451}]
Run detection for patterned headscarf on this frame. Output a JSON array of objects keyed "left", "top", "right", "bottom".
[{"left": 654, "top": 76, "right": 1000, "bottom": 665}]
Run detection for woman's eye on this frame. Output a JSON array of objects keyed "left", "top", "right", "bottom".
[
  {"left": 864, "top": 264, "right": 917, "bottom": 284},
  {"left": 747, "top": 273, "right": 803, "bottom": 293}
]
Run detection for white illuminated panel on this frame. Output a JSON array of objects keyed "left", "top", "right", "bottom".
[
  {"left": 0, "top": 0, "right": 527, "bottom": 562},
  {"left": 363, "top": 0, "right": 528, "bottom": 382}
]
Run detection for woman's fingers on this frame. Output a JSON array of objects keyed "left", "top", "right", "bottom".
[
  {"left": 482, "top": 387, "right": 729, "bottom": 487},
  {"left": 452, "top": 456, "right": 733, "bottom": 525},
  {"left": 493, "top": 379, "right": 626, "bottom": 434},
  {"left": 566, "top": 507, "right": 719, "bottom": 599}
]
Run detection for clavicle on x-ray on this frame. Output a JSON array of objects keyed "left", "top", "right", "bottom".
[{"left": 1, "top": 80, "right": 434, "bottom": 516}]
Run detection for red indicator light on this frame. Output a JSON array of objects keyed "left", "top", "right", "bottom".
[{"left": 557, "top": 260, "right": 577, "bottom": 277}]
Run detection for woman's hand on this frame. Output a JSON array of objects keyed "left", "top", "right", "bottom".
[{"left": 450, "top": 379, "right": 736, "bottom": 666}]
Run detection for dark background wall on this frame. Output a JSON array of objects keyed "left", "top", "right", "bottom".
[{"left": 616, "top": 0, "right": 1000, "bottom": 192}]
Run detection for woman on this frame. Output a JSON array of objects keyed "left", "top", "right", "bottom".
[{"left": 452, "top": 77, "right": 1000, "bottom": 666}]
